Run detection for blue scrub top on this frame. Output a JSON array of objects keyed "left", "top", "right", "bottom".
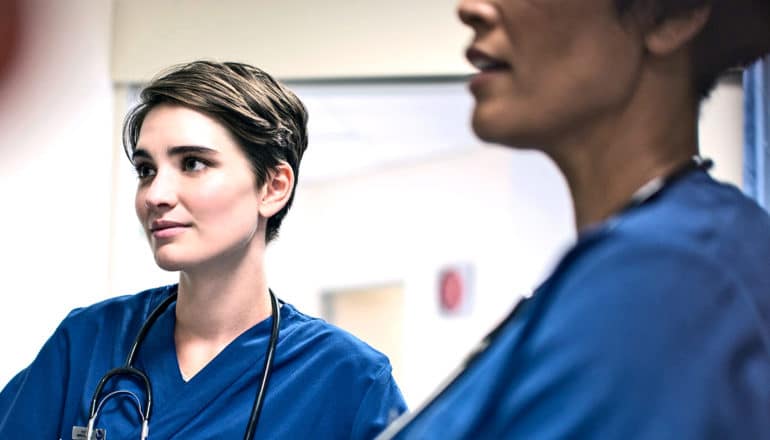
[
  {"left": 0, "top": 285, "right": 407, "bottom": 439},
  {"left": 381, "top": 170, "right": 770, "bottom": 439}
]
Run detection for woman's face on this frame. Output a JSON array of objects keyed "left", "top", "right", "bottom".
[
  {"left": 458, "top": 0, "right": 644, "bottom": 150},
  {"left": 133, "top": 104, "right": 264, "bottom": 272}
]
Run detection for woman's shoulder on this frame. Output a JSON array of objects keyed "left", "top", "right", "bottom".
[
  {"left": 540, "top": 171, "right": 770, "bottom": 314},
  {"left": 626, "top": 171, "right": 770, "bottom": 242},
  {"left": 540, "top": 173, "right": 770, "bottom": 339},
  {"left": 279, "top": 303, "right": 392, "bottom": 370},
  {"left": 59, "top": 284, "right": 176, "bottom": 329},
  {"left": 586, "top": 171, "right": 770, "bottom": 268}
]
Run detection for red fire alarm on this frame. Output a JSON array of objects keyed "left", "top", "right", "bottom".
[{"left": 438, "top": 263, "right": 474, "bottom": 315}]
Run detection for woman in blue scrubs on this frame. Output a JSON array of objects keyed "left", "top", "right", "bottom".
[
  {"left": 0, "top": 60, "right": 406, "bottom": 439},
  {"left": 379, "top": 0, "right": 770, "bottom": 438}
]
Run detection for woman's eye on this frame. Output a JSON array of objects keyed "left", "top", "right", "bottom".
[
  {"left": 134, "top": 163, "right": 156, "bottom": 179},
  {"left": 182, "top": 157, "right": 207, "bottom": 172}
]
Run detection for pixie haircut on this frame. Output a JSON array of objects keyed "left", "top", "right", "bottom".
[
  {"left": 123, "top": 60, "right": 309, "bottom": 243},
  {"left": 616, "top": 0, "right": 770, "bottom": 100}
]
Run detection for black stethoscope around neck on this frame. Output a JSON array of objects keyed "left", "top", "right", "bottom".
[{"left": 85, "top": 288, "right": 280, "bottom": 440}]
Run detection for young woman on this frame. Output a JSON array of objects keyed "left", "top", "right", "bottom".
[
  {"left": 0, "top": 60, "right": 406, "bottom": 439},
  {"left": 379, "top": 0, "right": 770, "bottom": 438}
]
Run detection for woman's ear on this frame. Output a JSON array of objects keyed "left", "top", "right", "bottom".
[
  {"left": 644, "top": 5, "right": 711, "bottom": 56},
  {"left": 258, "top": 162, "right": 294, "bottom": 219}
]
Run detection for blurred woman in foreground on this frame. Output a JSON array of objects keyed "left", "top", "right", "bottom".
[{"left": 379, "top": 0, "right": 770, "bottom": 438}]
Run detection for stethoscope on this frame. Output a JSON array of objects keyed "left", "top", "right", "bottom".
[
  {"left": 85, "top": 288, "right": 280, "bottom": 440},
  {"left": 375, "top": 155, "right": 714, "bottom": 439}
]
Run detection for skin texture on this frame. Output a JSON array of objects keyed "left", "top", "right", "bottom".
[
  {"left": 458, "top": 0, "right": 709, "bottom": 230},
  {"left": 133, "top": 104, "right": 294, "bottom": 379},
  {"left": 460, "top": 0, "right": 644, "bottom": 150},
  {"left": 134, "top": 104, "right": 265, "bottom": 273}
]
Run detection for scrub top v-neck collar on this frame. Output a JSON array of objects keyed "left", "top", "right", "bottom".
[{"left": 133, "top": 291, "right": 281, "bottom": 432}]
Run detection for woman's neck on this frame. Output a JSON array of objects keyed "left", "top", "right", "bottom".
[
  {"left": 558, "top": 140, "right": 697, "bottom": 232},
  {"left": 172, "top": 246, "right": 272, "bottom": 381},
  {"left": 548, "top": 60, "right": 700, "bottom": 232},
  {"left": 175, "top": 247, "right": 272, "bottom": 343}
]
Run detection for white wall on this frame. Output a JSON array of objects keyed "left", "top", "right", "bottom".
[
  {"left": 111, "top": 0, "right": 470, "bottom": 82},
  {"left": 0, "top": 0, "right": 114, "bottom": 386},
  {"left": 266, "top": 146, "right": 575, "bottom": 405},
  {"left": 700, "top": 77, "right": 744, "bottom": 184}
]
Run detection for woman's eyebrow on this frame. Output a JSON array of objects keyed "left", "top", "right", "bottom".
[
  {"left": 166, "top": 145, "right": 219, "bottom": 156},
  {"left": 131, "top": 148, "right": 151, "bottom": 162},
  {"left": 131, "top": 145, "right": 218, "bottom": 162}
]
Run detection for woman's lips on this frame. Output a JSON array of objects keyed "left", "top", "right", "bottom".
[
  {"left": 151, "top": 225, "right": 188, "bottom": 239},
  {"left": 466, "top": 47, "right": 510, "bottom": 94},
  {"left": 150, "top": 219, "right": 191, "bottom": 239},
  {"left": 466, "top": 47, "right": 510, "bottom": 72}
]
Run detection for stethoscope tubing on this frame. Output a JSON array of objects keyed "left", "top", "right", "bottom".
[
  {"left": 87, "top": 292, "right": 177, "bottom": 439},
  {"left": 86, "top": 288, "right": 280, "bottom": 440},
  {"left": 244, "top": 290, "right": 280, "bottom": 439}
]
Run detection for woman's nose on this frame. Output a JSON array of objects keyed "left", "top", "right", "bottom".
[
  {"left": 457, "top": 0, "right": 498, "bottom": 32},
  {"left": 142, "top": 171, "right": 178, "bottom": 210}
]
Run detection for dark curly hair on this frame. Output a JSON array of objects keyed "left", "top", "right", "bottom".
[
  {"left": 616, "top": 0, "right": 770, "bottom": 99},
  {"left": 123, "top": 60, "right": 309, "bottom": 243}
]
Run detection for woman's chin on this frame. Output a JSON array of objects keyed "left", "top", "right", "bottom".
[
  {"left": 155, "top": 261, "right": 183, "bottom": 272},
  {"left": 472, "top": 108, "right": 516, "bottom": 146},
  {"left": 472, "top": 120, "right": 522, "bottom": 149},
  {"left": 471, "top": 110, "right": 545, "bottom": 151},
  {"left": 152, "top": 253, "right": 186, "bottom": 272}
]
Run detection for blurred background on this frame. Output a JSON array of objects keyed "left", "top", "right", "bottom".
[{"left": 0, "top": 0, "right": 758, "bottom": 408}]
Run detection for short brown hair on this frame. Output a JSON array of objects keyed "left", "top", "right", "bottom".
[{"left": 123, "top": 60, "right": 309, "bottom": 243}]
